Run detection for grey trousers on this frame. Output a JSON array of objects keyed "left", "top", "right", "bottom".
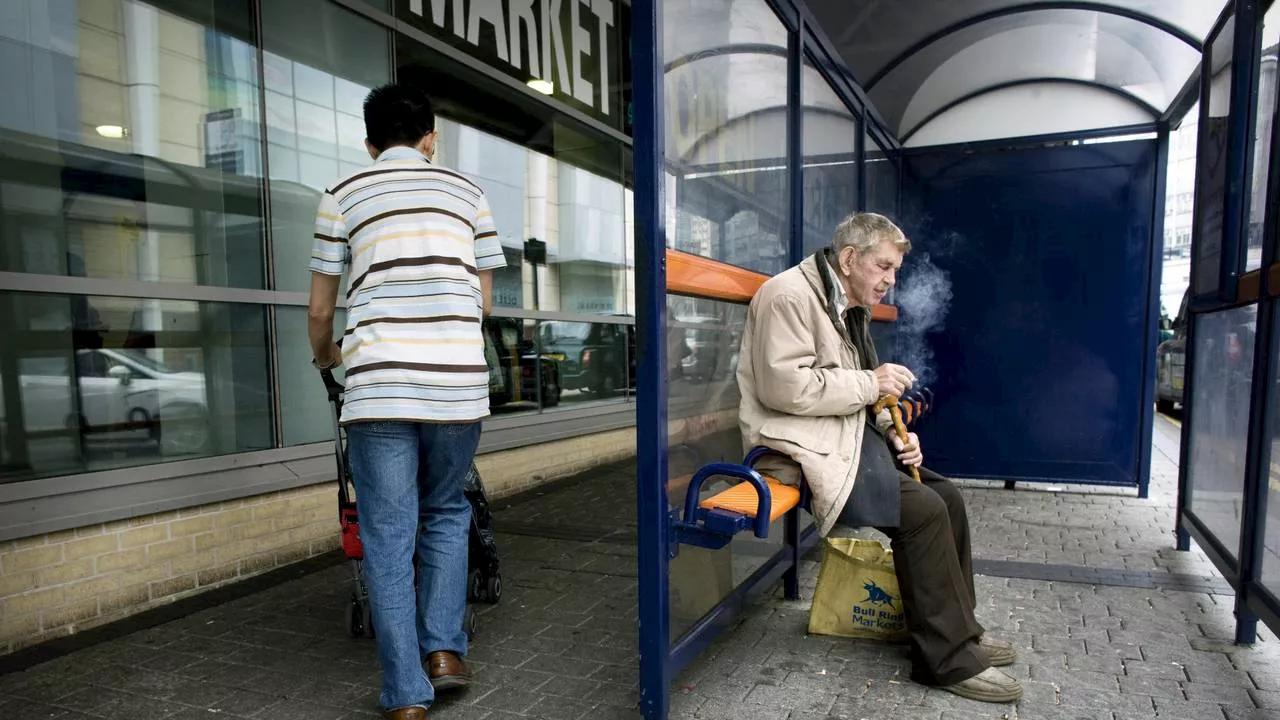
[{"left": 863, "top": 467, "right": 989, "bottom": 685}]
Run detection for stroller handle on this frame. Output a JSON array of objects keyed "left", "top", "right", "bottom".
[
  {"left": 319, "top": 367, "right": 344, "bottom": 400},
  {"left": 316, "top": 337, "right": 345, "bottom": 400}
]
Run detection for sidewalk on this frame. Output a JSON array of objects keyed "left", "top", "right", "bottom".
[{"left": 1, "top": 415, "right": 1277, "bottom": 719}]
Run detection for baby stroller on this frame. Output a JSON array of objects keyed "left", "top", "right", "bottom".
[{"left": 319, "top": 368, "right": 503, "bottom": 641}]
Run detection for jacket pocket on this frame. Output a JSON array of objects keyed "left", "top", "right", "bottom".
[{"left": 758, "top": 416, "right": 838, "bottom": 455}]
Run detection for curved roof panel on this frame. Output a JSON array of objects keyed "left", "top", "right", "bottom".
[{"left": 806, "top": 0, "right": 1229, "bottom": 142}]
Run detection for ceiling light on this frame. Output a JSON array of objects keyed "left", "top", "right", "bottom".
[
  {"left": 527, "top": 79, "right": 554, "bottom": 95},
  {"left": 96, "top": 125, "right": 127, "bottom": 139}
]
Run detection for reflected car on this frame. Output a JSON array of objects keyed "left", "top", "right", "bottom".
[
  {"left": 484, "top": 317, "right": 562, "bottom": 408},
  {"left": 576, "top": 322, "right": 635, "bottom": 397},
  {"left": 6, "top": 348, "right": 210, "bottom": 456}
]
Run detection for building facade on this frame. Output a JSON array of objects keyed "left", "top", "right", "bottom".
[{"left": 0, "top": 0, "right": 647, "bottom": 653}]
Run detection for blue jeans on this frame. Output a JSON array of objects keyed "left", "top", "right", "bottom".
[{"left": 346, "top": 421, "right": 478, "bottom": 712}]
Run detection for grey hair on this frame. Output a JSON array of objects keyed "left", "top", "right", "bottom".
[{"left": 832, "top": 212, "right": 911, "bottom": 255}]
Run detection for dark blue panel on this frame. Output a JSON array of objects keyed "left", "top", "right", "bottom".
[{"left": 900, "top": 140, "right": 1158, "bottom": 487}]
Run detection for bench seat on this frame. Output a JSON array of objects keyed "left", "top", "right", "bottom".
[{"left": 699, "top": 477, "right": 800, "bottom": 523}]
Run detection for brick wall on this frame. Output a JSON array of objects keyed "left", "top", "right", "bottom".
[
  {"left": 0, "top": 484, "right": 337, "bottom": 656},
  {"left": 0, "top": 425, "right": 646, "bottom": 656}
]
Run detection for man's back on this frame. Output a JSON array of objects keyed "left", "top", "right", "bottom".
[{"left": 311, "top": 146, "right": 506, "bottom": 424}]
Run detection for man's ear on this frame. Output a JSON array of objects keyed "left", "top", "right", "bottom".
[
  {"left": 365, "top": 139, "right": 379, "bottom": 160},
  {"left": 419, "top": 130, "right": 438, "bottom": 161}
]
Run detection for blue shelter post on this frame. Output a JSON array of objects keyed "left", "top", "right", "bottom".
[
  {"left": 1136, "top": 124, "right": 1169, "bottom": 501},
  {"left": 631, "top": 0, "right": 671, "bottom": 716},
  {"left": 782, "top": 16, "right": 804, "bottom": 603}
]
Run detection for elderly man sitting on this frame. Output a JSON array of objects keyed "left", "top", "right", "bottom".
[{"left": 736, "top": 212, "right": 1022, "bottom": 703}]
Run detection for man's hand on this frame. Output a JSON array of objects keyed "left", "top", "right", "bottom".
[
  {"left": 314, "top": 342, "right": 342, "bottom": 370},
  {"left": 873, "top": 363, "right": 916, "bottom": 398},
  {"left": 891, "top": 431, "right": 923, "bottom": 468}
]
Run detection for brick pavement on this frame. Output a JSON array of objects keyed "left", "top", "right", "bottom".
[{"left": 3, "top": 415, "right": 1280, "bottom": 719}]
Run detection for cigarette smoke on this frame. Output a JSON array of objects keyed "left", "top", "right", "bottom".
[{"left": 893, "top": 250, "right": 953, "bottom": 388}]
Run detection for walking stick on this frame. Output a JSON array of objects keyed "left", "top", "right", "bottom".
[{"left": 873, "top": 394, "right": 921, "bottom": 483}]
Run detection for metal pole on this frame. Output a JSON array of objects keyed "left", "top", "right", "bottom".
[
  {"left": 1136, "top": 125, "right": 1169, "bottom": 500},
  {"left": 632, "top": 0, "right": 670, "bottom": 716}
]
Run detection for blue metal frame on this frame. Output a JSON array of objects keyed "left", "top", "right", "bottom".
[
  {"left": 1134, "top": 124, "right": 1170, "bottom": 501},
  {"left": 631, "top": 0, "right": 669, "bottom": 717},
  {"left": 863, "top": 1, "right": 1202, "bottom": 91},
  {"left": 899, "top": 77, "right": 1161, "bottom": 145}
]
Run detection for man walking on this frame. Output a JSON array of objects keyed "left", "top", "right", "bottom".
[{"left": 307, "top": 82, "right": 504, "bottom": 720}]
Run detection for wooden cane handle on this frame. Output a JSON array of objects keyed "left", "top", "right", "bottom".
[{"left": 873, "top": 394, "right": 922, "bottom": 483}]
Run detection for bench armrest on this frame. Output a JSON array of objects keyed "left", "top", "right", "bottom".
[{"left": 681, "top": 463, "right": 772, "bottom": 539}]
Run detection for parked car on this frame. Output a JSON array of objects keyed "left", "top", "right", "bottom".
[
  {"left": 577, "top": 322, "right": 635, "bottom": 397},
  {"left": 1156, "top": 291, "right": 1187, "bottom": 414},
  {"left": 7, "top": 347, "right": 210, "bottom": 456}
]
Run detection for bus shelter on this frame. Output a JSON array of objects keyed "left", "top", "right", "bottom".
[{"left": 627, "top": 0, "right": 1280, "bottom": 716}]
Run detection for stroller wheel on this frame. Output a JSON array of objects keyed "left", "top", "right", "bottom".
[
  {"left": 468, "top": 569, "right": 485, "bottom": 603},
  {"left": 346, "top": 596, "right": 365, "bottom": 638},
  {"left": 465, "top": 607, "right": 477, "bottom": 640},
  {"left": 485, "top": 573, "right": 502, "bottom": 604}
]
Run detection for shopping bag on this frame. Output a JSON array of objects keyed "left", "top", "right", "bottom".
[{"left": 807, "top": 537, "right": 909, "bottom": 642}]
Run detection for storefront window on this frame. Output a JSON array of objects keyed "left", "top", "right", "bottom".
[
  {"left": 801, "top": 54, "right": 860, "bottom": 256},
  {"left": 1246, "top": 6, "right": 1279, "bottom": 273},
  {"left": 262, "top": 0, "right": 392, "bottom": 293},
  {"left": 1185, "top": 303, "right": 1258, "bottom": 558},
  {"left": 0, "top": 0, "right": 265, "bottom": 289},
  {"left": 435, "top": 119, "right": 630, "bottom": 315},
  {"left": 0, "top": 292, "right": 272, "bottom": 483}
]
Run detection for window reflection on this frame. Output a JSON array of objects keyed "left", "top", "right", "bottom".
[
  {"left": 436, "top": 120, "right": 631, "bottom": 314},
  {"left": 0, "top": 292, "right": 272, "bottom": 483},
  {"left": 663, "top": 0, "right": 790, "bottom": 275},
  {"left": 1186, "top": 304, "right": 1258, "bottom": 555},
  {"left": 1194, "top": 15, "right": 1235, "bottom": 295},
  {"left": 263, "top": 0, "right": 391, "bottom": 292},
  {"left": 1246, "top": 7, "right": 1279, "bottom": 273},
  {"left": 0, "top": 0, "right": 265, "bottom": 288},
  {"left": 801, "top": 54, "right": 860, "bottom": 256},
  {"left": 1261, "top": 305, "right": 1280, "bottom": 589}
]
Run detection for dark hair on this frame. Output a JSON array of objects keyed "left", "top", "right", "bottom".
[{"left": 363, "top": 82, "right": 435, "bottom": 153}]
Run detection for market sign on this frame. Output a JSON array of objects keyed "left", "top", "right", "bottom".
[{"left": 400, "top": 0, "right": 625, "bottom": 130}]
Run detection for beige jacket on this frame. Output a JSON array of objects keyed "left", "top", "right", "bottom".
[{"left": 737, "top": 254, "right": 892, "bottom": 537}]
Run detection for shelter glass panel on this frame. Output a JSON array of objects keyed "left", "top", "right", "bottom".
[
  {"left": 801, "top": 53, "right": 860, "bottom": 256},
  {"left": 1193, "top": 14, "right": 1235, "bottom": 297},
  {"left": 1185, "top": 302, "right": 1259, "bottom": 559},
  {"left": 0, "top": 0, "right": 266, "bottom": 289},
  {"left": 1260, "top": 301, "right": 1280, "bottom": 591},
  {"left": 0, "top": 291, "right": 272, "bottom": 484},
  {"left": 663, "top": 0, "right": 790, "bottom": 275},
  {"left": 665, "top": 296, "right": 770, "bottom": 640},
  {"left": 1246, "top": 5, "right": 1280, "bottom": 274}
]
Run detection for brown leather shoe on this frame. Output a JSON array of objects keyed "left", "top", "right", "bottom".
[
  {"left": 381, "top": 707, "right": 426, "bottom": 720},
  {"left": 426, "top": 650, "right": 471, "bottom": 690}
]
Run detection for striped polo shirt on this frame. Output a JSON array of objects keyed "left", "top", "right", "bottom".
[{"left": 310, "top": 145, "right": 506, "bottom": 424}]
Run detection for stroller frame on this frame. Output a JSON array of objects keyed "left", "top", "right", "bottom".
[{"left": 319, "top": 368, "right": 500, "bottom": 641}]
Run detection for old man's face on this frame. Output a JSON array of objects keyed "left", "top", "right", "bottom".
[{"left": 838, "top": 239, "right": 904, "bottom": 308}]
